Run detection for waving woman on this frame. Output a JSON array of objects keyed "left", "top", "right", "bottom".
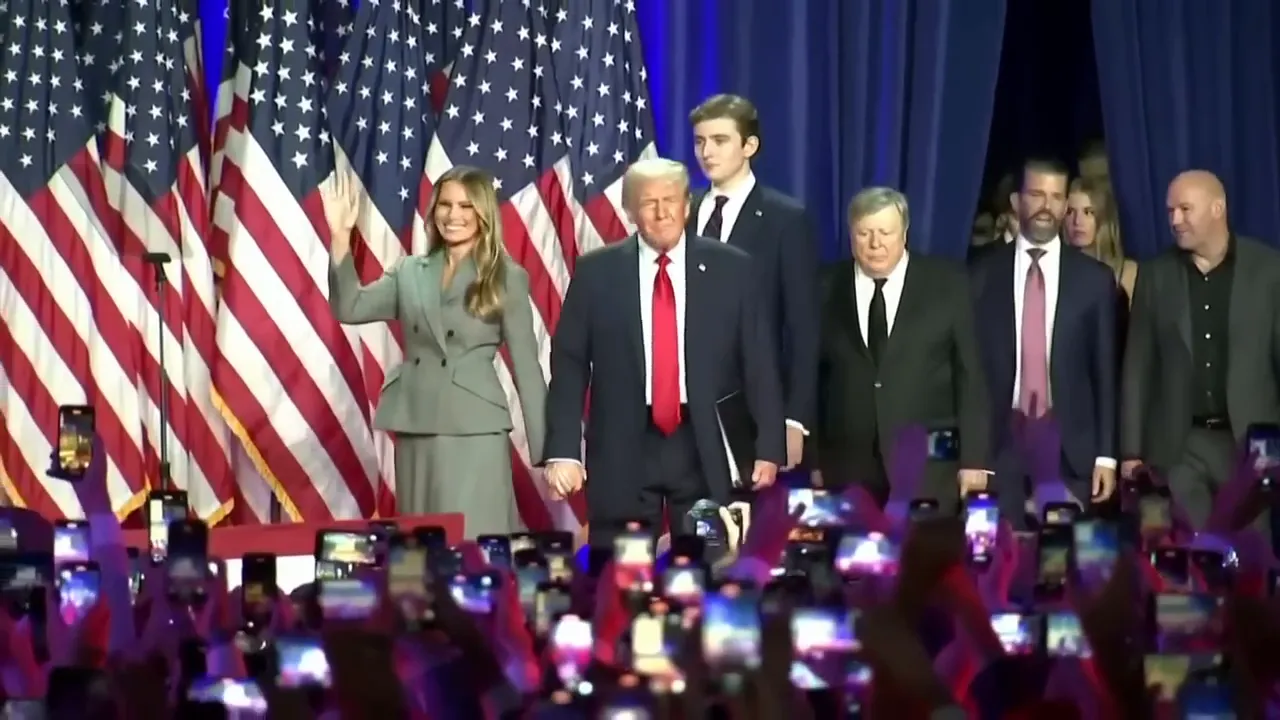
[{"left": 325, "top": 165, "right": 546, "bottom": 536}]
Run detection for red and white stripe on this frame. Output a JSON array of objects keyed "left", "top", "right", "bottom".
[
  {"left": 424, "top": 133, "right": 658, "bottom": 533},
  {"left": 0, "top": 144, "right": 150, "bottom": 520}
]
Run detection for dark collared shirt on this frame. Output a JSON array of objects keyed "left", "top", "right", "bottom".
[{"left": 1185, "top": 240, "right": 1235, "bottom": 417}]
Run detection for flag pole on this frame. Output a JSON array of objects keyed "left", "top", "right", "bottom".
[{"left": 142, "top": 252, "right": 174, "bottom": 493}]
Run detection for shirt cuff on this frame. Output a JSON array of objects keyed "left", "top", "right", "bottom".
[
  {"left": 1094, "top": 457, "right": 1118, "bottom": 470},
  {"left": 784, "top": 419, "right": 808, "bottom": 435},
  {"left": 546, "top": 458, "right": 582, "bottom": 467}
]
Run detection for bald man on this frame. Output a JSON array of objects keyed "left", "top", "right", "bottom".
[{"left": 1121, "top": 170, "right": 1280, "bottom": 527}]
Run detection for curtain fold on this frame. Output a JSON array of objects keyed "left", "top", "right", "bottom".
[{"left": 1093, "top": 0, "right": 1280, "bottom": 258}]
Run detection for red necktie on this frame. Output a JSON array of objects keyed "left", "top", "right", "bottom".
[
  {"left": 651, "top": 253, "right": 680, "bottom": 434},
  {"left": 1019, "top": 248, "right": 1050, "bottom": 417}
]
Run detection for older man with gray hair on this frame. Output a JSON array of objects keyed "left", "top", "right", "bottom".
[
  {"left": 810, "top": 186, "right": 991, "bottom": 513},
  {"left": 544, "top": 158, "right": 785, "bottom": 550}
]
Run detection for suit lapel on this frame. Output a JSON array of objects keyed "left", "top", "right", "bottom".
[
  {"left": 685, "top": 241, "right": 709, "bottom": 396},
  {"left": 443, "top": 257, "right": 477, "bottom": 304},
  {"left": 1175, "top": 256, "right": 1193, "bottom": 352},
  {"left": 685, "top": 190, "right": 706, "bottom": 237},
  {"left": 882, "top": 260, "right": 924, "bottom": 365},
  {"left": 1228, "top": 239, "right": 1254, "bottom": 349},
  {"left": 994, "top": 244, "right": 1018, "bottom": 398},
  {"left": 724, "top": 185, "right": 765, "bottom": 249},
  {"left": 622, "top": 238, "right": 646, "bottom": 378},
  {"left": 836, "top": 265, "right": 869, "bottom": 357},
  {"left": 411, "top": 255, "right": 448, "bottom": 352},
  {"left": 1051, "top": 250, "right": 1073, "bottom": 379}
]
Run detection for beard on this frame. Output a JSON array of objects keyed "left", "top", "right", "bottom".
[{"left": 1023, "top": 213, "right": 1060, "bottom": 243}]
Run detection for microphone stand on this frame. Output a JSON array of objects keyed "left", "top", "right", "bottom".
[{"left": 142, "top": 252, "right": 174, "bottom": 493}]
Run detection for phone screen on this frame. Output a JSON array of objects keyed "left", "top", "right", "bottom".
[
  {"left": 317, "top": 577, "right": 378, "bottom": 620},
  {"left": 57, "top": 565, "right": 100, "bottom": 625},
  {"left": 834, "top": 531, "right": 900, "bottom": 577},
  {"left": 186, "top": 677, "right": 269, "bottom": 713},
  {"left": 53, "top": 522, "right": 90, "bottom": 566},
  {"left": 1045, "top": 611, "right": 1090, "bottom": 657},
  {"left": 631, "top": 612, "right": 682, "bottom": 682},
  {"left": 56, "top": 405, "right": 94, "bottom": 476},
  {"left": 534, "top": 583, "right": 572, "bottom": 636},
  {"left": 315, "top": 530, "right": 378, "bottom": 580},
  {"left": 1139, "top": 491, "right": 1172, "bottom": 537},
  {"left": 549, "top": 614, "right": 593, "bottom": 689},
  {"left": 448, "top": 572, "right": 499, "bottom": 614},
  {"left": 1073, "top": 519, "right": 1119, "bottom": 579},
  {"left": 787, "top": 488, "right": 851, "bottom": 528},
  {"left": 926, "top": 428, "right": 958, "bottom": 461},
  {"left": 789, "top": 606, "right": 858, "bottom": 689},
  {"left": 702, "top": 584, "right": 761, "bottom": 670},
  {"left": 1155, "top": 593, "right": 1224, "bottom": 653},
  {"left": 1246, "top": 422, "right": 1280, "bottom": 478},
  {"left": 1152, "top": 548, "right": 1191, "bottom": 591},
  {"left": 1144, "top": 653, "right": 1223, "bottom": 702},
  {"left": 276, "top": 635, "right": 331, "bottom": 688},
  {"left": 613, "top": 532, "right": 654, "bottom": 593},
  {"left": 478, "top": 534, "right": 512, "bottom": 569},
  {"left": 387, "top": 544, "right": 429, "bottom": 625},
  {"left": 965, "top": 493, "right": 999, "bottom": 565},
  {"left": 147, "top": 492, "right": 187, "bottom": 561},
  {"left": 1037, "top": 526, "right": 1072, "bottom": 587},
  {"left": 990, "top": 612, "right": 1039, "bottom": 655},
  {"left": 662, "top": 563, "right": 705, "bottom": 604},
  {"left": 515, "top": 552, "right": 550, "bottom": 616}
]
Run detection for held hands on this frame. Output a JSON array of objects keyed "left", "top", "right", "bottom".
[
  {"left": 957, "top": 468, "right": 988, "bottom": 495},
  {"left": 545, "top": 461, "right": 584, "bottom": 500},
  {"left": 321, "top": 165, "right": 360, "bottom": 259},
  {"left": 783, "top": 426, "right": 804, "bottom": 470},
  {"left": 750, "top": 460, "right": 778, "bottom": 488},
  {"left": 1092, "top": 464, "right": 1117, "bottom": 502}
]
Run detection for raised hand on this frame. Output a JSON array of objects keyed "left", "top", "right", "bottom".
[{"left": 321, "top": 164, "right": 360, "bottom": 258}]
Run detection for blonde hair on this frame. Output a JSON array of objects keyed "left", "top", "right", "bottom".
[
  {"left": 621, "top": 158, "right": 690, "bottom": 208},
  {"left": 847, "top": 186, "right": 910, "bottom": 230},
  {"left": 425, "top": 165, "right": 507, "bottom": 321},
  {"left": 1068, "top": 177, "right": 1124, "bottom": 274}
]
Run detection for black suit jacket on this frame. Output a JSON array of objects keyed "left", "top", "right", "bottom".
[
  {"left": 812, "top": 255, "right": 990, "bottom": 506},
  {"left": 545, "top": 235, "right": 786, "bottom": 521},
  {"left": 687, "top": 184, "right": 820, "bottom": 429},
  {"left": 1122, "top": 236, "right": 1280, "bottom": 468},
  {"left": 970, "top": 243, "right": 1118, "bottom": 481}
]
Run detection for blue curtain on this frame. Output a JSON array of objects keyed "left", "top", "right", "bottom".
[
  {"left": 638, "top": 0, "right": 1007, "bottom": 260},
  {"left": 1093, "top": 0, "right": 1280, "bottom": 259},
  {"left": 198, "top": 0, "right": 1005, "bottom": 261}
]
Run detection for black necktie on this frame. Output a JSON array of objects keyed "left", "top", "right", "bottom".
[
  {"left": 702, "top": 195, "right": 730, "bottom": 240},
  {"left": 868, "top": 278, "right": 888, "bottom": 364}
]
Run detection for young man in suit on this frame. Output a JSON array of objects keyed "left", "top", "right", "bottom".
[
  {"left": 544, "top": 158, "right": 785, "bottom": 548},
  {"left": 970, "top": 158, "right": 1120, "bottom": 527},
  {"left": 686, "top": 94, "right": 820, "bottom": 472},
  {"left": 812, "top": 187, "right": 991, "bottom": 512}
]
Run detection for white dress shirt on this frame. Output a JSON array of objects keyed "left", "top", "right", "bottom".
[
  {"left": 638, "top": 236, "right": 689, "bottom": 404},
  {"left": 1011, "top": 235, "right": 1115, "bottom": 470},
  {"left": 853, "top": 252, "right": 910, "bottom": 345},
  {"left": 696, "top": 172, "right": 756, "bottom": 242}
]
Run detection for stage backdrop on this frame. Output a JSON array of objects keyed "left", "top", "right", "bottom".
[
  {"left": 200, "top": 0, "right": 1007, "bottom": 262},
  {"left": 1093, "top": 0, "right": 1280, "bottom": 258}
]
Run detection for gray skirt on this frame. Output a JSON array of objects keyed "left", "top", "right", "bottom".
[{"left": 394, "top": 433, "right": 524, "bottom": 538}]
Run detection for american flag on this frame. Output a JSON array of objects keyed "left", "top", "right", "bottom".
[
  {"left": 0, "top": 0, "right": 151, "bottom": 518},
  {"left": 78, "top": 0, "right": 234, "bottom": 522},
  {"left": 326, "top": 0, "right": 450, "bottom": 517},
  {"left": 424, "top": 0, "right": 656, "bottom": 532},
  {"left": 212, "top": 0, "right": 381, "bottom": 522},
  {"left": 421, "top": 0, "right": 469, "bottom": 115}
]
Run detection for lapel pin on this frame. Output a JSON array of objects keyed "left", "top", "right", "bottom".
[
  {"left": 754, "top": 210, "right": 762, "bottom": 217},
  {"left": 698, "top": 264, "right": 706, "bottom": 272}
]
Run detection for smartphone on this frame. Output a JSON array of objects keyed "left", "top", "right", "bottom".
[
  {"left": 1246, "top": 422, "right": 1280, "bottom": 487},
  {"left": 166, "top": 520, "right": 208, "bottom": 603},
  {"left": 990, "top": 612, "right": 1040, "bottom": 655},
  {"left": 0, "top": 519, "right": 16, "bottom": 553},
  {"left": 1045, "top": 611, "right": 1090, "bottom": 657},
  {"left": 411, "top": 525, "right": 448, "bottom": 552},
  {"left": 1151, "top": 547, "right": 1191, "bottom": 591},
  {"left": 1073, "top": 519, "right": 1119, "bottom": 579},
  {"left": 387, "top": 539, "right": 429, "bottom": 624},
  {"left": 276, "top": 635, "right": 331, "bottom": 688},
  {"left": 240, "top": 553, "right": 276, "bottom": 629},
  {"left": 631, "top": 611, "right": 681, "bottom": 681},
  {"left": 1041, "top": 502, "right": 1080, "bottom": 526},
  {"left": 1178, "top": 675, "right": 1233, "bottom": 716},
  {"left": 432, "top": 546, "right": 464, "bottom": 577},
  {"left": 1190, "top": 549, "right": 1229, "bottom": 593},
  {"left": 53, "top": 520, "right": 90, "bottom": 566},
  {"left": 539, "top": 531, "right": 574, "bottom": 553},
  {"left": 478, "top": 534, "right": 512, "bottom": 569},
  {"left": 509, "top": 532, "right": 537, "bottom": 555},
  {"left": 787, "top": 488, "right": 851, "bottom": 528},
  {"left": 545, "top": 548, "right": 574, "bottom": 584},
  {"left": 926, "top": 428, "right": 958, "bottom": 462},
  {"left": 147, "top": 490, "right": 188, "bottom": 561},
  {"left": 790, "top": 606, "right": 859, "bottom": 689},
  {"left": 1154, "top": 593, "right": 1224, "bottom": 653},
  {"left": 449, "top": 572, "right": 500, "bottom": 613},
  {"left": 834, "top": 531, "right": 899, "bottom": 577},
  {"left": 514, "top": 550, "right": 550, "bottom": 616},
  {"left": 314, "top": 529, "right": 378, "bottom": 580},
  {"left": 702, "top": 582, "right": 762, "bottom": 671},
  {"left": 56, "top": 562, "right": 100, "bottom": 625},
  {"left": 549, "top": 614, "right": 593, "bottom": 690},
  {"left": 1144, "top": 653, "right": 1224, "bottom": 702},
  {"left": 126, "top": 547, "right": 142, "bottom": 601},
  {"left": 534, "top": 581, "right": 572, "bottom": 637},
  {"left": 1138, "top": 487, "right": 1173, "bottom": 538},
  {"left": 662, "top": 561, "right": 706, "bottom": 604},
  {"left": 186, "top": 677, "right": 268, "bottom": 713},
  {"left": 56, "top": 405, "right": 94, "bottom": 477},
  {"left": 908, "top": 498, "right": 940, "bottom": 521},
  {"left": 1037, "top": 525, "right": 1072, "bottom": 589},
  {"left": 0, "top": 553, "right": 49, "bottom": 616},
  {"left": 316, "top": 577, "right": 378, "bottom": 621},
  {"left": 964, "top": 492, "right": 999, "bottom": 566},
  {"left": 613, "top": 530, "right": 655, "bottom": 594}
]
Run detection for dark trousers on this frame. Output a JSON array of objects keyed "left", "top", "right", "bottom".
[
  {"left": 1162, "top": 428, "right": 1237, "bottom": 530},
  {"left": 587, "top": 412, "right": 711, "bottom": 549}
]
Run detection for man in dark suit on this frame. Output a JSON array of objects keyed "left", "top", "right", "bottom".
[
  {"left": 1122, "top": 170, "right": 1280, "bottom": 526},
  {"left": 970, "top": 158, "right": 1119, "bottom": 526},
  {"left": 544, "top": 158, "right": 785, "bottom": 547},
  {"left": 811, "top": 187, "right": 990, "bottom": 512},
  {"left": 686, "top": 94, "right": 819, "bottom": 471}
]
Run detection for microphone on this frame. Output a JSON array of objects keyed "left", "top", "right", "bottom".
[{"left": 142, "top": 251, "right": 172, "bottom": 264}]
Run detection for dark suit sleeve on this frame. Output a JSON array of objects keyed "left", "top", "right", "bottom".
[
  {"left": 1091, "top": 267, "right": 1118, "bottom": 460},
  {"left": 950, "top": 266, "right": 991, "bottom": 469},
  {"left": 780, "top": 206, "right": 821, "bottom": 430},
  {"left": 1121, "top": 261, "right": 1155, "bottom": 460},
  {"left": 740, "top": 260, "right": 786, "bottom": 465},
  {"left": 544, "top": 261, "right": 593, "bottom": 463}
]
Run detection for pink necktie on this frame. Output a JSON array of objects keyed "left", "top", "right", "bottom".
[{"left": 1019, "top": 248, "right": 1050, "bottom": 417}]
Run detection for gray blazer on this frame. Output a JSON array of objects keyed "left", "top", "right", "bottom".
[
  {"left": 328, "top": 251, "right": 547, "bottom": 463},
  {"left": 1121, "top": 236, "right": 1280, "bottom": 468}
]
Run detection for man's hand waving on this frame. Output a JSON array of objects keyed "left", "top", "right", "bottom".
[{"left": 545, "top": 461, "right": 584, "bottom": 500}]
